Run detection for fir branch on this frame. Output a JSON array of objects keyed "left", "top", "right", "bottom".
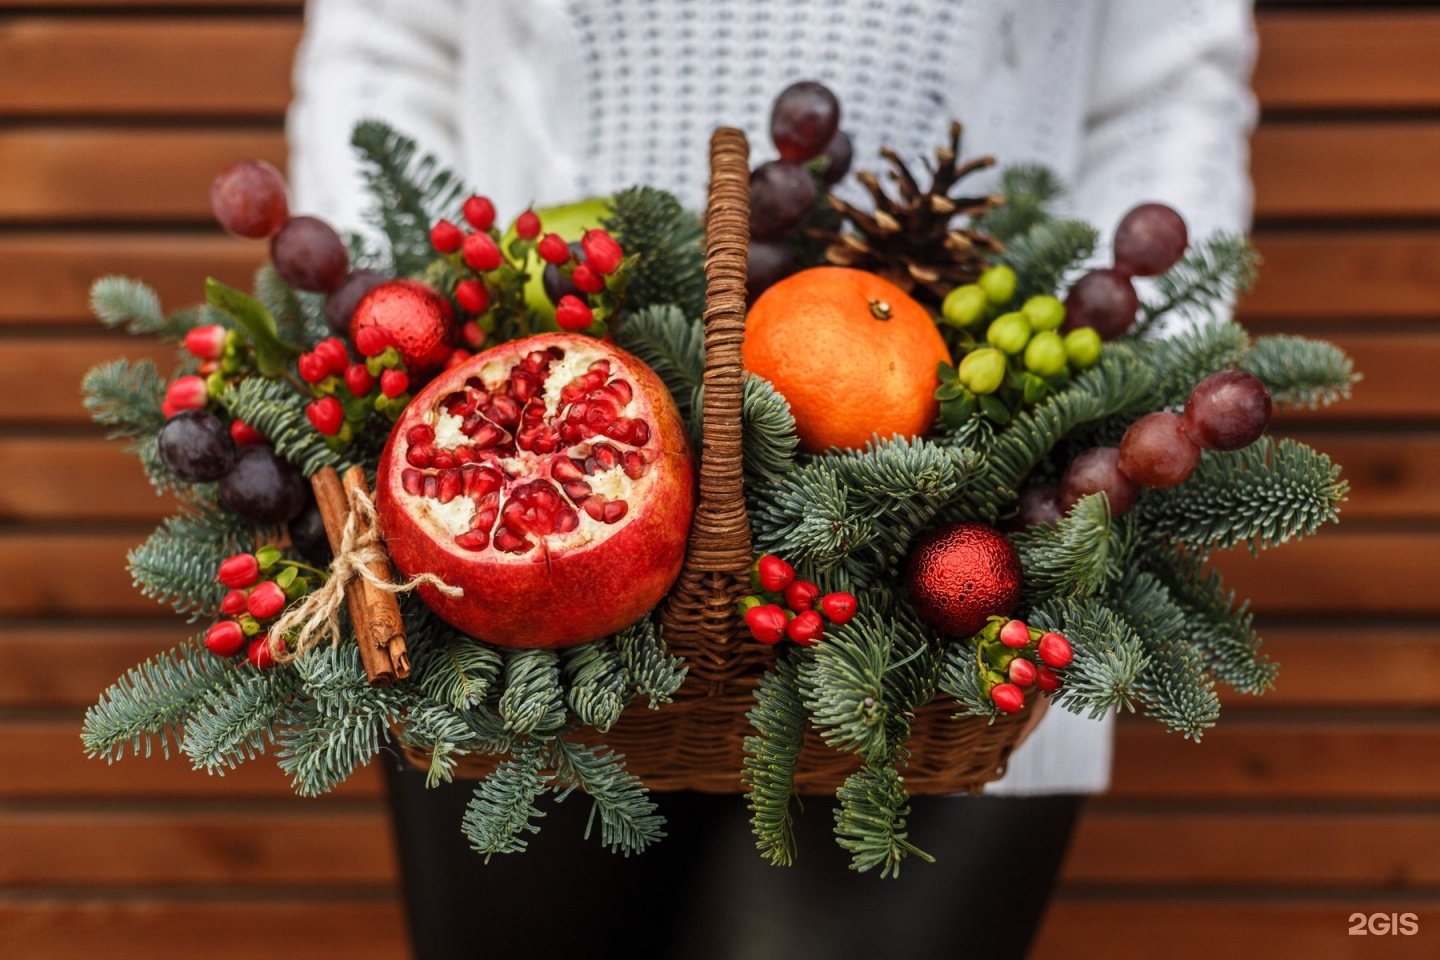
[
  {"left": 414, "top": 634, "right": 502, "bottom": 711},
  {"left": 1114, "top": 571, "right": 1220, "bottom": 739},
  {"left": 561, "top": 639, "right": 630, "bottom": 733},
  {"left": 742, "top": 375, "right": 799, "bottom": 486},
  {"left": 833, "top": 763, "right": 933, "bottom": 877},
  {"left": 254, "top": 263, "right": 329, "bottom": 347},
  {"left": 1243, "top": 335, "right": 1358, "bottom": 409},
  {"left": 616, "top": 618, "right": 686, "bottom": 708},
  {"left": 461, "top": 744, "right": 550, "bottom": 859},
  {"left": 1148, "top": 550, "right": 1277, "bottom": 695},
  {"left": 742, "top": 655, "right": 807, "bottom": 867},
  {"left": 1012, "top": 493, "right": 1119, "bottom": 602},
  {"left": 938, "top": 640, "right": 996, "bottom": 719},
  {"left": 90, "top": 276, "right": 199, "bottom": 339},
  {"left": 612, "top": 304, "right": 704, "bottom": 429},
  {"left": 1136, "top": 233, "right": 1259, "bottom": 334},
  {"left": 83, "top": 358, "right": 167, "bottom": 439},
  {"left": 223, "top": 376, "right": 354, "bottom": 477},
  {"left": 1138, "top": 437, "right": 1346, "bottom": 553},
  {"left": 81, "top": 639, "right": 235, "bottom": 761},
  {"left": 1032, "top": 598, "right": 1148, "bottom": 719},
  {"left": 996, "top": 218, "right": 1098, "bottom": 302},
  {"left": 498, "top": 649, "right": 567, "bottom": 734},
  {"left": 548, "top": 739, "right": 665, "bottom": 856},
  {"left": 180, "top": 667, "right": 299, "bottom": 772},
  {"left": 604, "top": 186, "right": 706, "bottom": 318},
  {"left": 128, "top": 506, "right": 265, "bottom": 620},
  {"left": 800, "top": 614, "right": 891, "bottom": 764},
  {"left": 1135, "top": 320, "right": 1252, "bottom": 409},
  {"left": 351, "top": 120, "right": 469, "bottom": 275},
  {"left": 398, "top": 702, "right": 515, "bottom": 788},
  {"left": 978, "top": 165, "right": 1066, "bottom": 243}
]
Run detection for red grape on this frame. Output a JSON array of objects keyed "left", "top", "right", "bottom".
[
  {"left": 1063, "top": 268, "right": 1138, "bottom": 340},
  {"left": 210, "top": 160, "right": 289, "bottom": 239},
  {"left": 1118, "top": 411, "right": 1200, "bottom": 488},
  {"left": 324, "top": 269, "right": 388, "bottom": 333},
  {"left": 746, "top": 239, "right": 796, "bottom": 302},
  {"left": 749, "top": 161, "right": 816, "bottom": 240},
  {"left": 1183, "top": 370, "right": 1272, "bottom": 451},
  {"left": 818, "top": 130, "right": 853, "bottom": 185},
  {"left": 1015, "top": 483, "right": 1063, "bottom": 526},
  {"left": 1059, "top": 447, "right": 1139, "bottom": 516},
  {"left": 1114, "top": 203, "right": 1188, "bottom": 277},
  {"left": 271, "top": 216, "right": 349, "bottom": 293},
  {"left": 771, "top": 80, "right": 841, "bottom": 163}
]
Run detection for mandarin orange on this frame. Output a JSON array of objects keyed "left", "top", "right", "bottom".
[{"left": 742, "top": 266, "right": 951, "bottom": 453}]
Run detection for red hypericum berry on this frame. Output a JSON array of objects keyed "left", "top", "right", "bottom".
[
  {"left": 783, "top": 579, "right": 821, "bottom": 612},
  {"left": 1000, "top": 619, "right": 1031, "bottom": 649},
  {"left": 218, "top": 553, "right": 260, "bottom": 588},
  {"left": 515, "top": 209, "right": 542, "bottom": 240},
  {"left": 380, "top": 369, "right": 410, "bottom": 398},
  {"left": 430, "top": 218, "right": 464, "bottom": 253},
  {"left": 297, "top": 351, "right": 330, "bottom": 384},
  {"left": 306, "top": 396, "right": 344, "bottom": 436},
  {"left": 205, "top": 620, "right": 246, "bottom": 657},
  {"left": 198, "top": 359, "right": 220, "bottom": 376},
  {"left": 163, "top": 375, "right": 208, "bottom": 417},
  {"left": 220, "top": 589, "right": 248, "bottom": 616},
  {"left": 462, "top": 232, "right": 502, "bottom": 272},
  {"left": 344, "top": 363, "right": 375, "bottom": 397},
  {"left": 820, "top": 592, "right": 857, "bottom": 625},
  {"left": 581, "top": 229, "right": 624, "bottom": 274},
  {"left": 1036, "top": 665, "right": 1062, "bottom": 692},
  {"left": 571, "top": 262, "right": 605, "bottom": 294},
  {"left": 1038, "top": 632, "right": 1074, "bottom": 668},
  {"left": 787, "top": 609, "right": 825, "bottom": 646},
  {"left": 314, "top": 337, "right": 349, "bottom": 374},
  {"left": 229, "top": 419, "right": 264, "bottom": 447},
  {"left": 1008, "top": 657, "right": 1038, "bottom": 687},
  {"left": 461, "top": 321, "right": 486, "bottom": 350},
  {"left": 183, "top": 324, "right": 227, "bottom": 361},
  {"left": 554, "top": 295, "right": 594, "bottom": 331},
  {"left": 246, "top": 580, "right": 287, "bottom": 620},
  {"left": 446, "top": 348, "right": 472, "bottom": 369},
  {"left": 745, "top": 603, "right": 788, "bottom": 644},
  {"left": 454, "top": 279, "right": 489, "bottom": 314},
  {"left": 991, "top": 683, "right": 1025, "bottom": 714},
  {"left": 247, "top": 635, "right": 277, "bottom": 669},
  {"left": 755, "top": 554, "right": 796, "bottom": 593},
  {"left": 537, "top": 233, "right": 571, "bottom": 265},
  {"left": 462, "top": 195, "right": 496, "bottom": 231},
  {"left": 353, "top": 325, "right": 391, "bottom": 358}
]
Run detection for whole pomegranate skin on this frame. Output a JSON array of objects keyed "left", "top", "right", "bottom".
[{"left": 376, "top": 333, "right": 694, "bottom": 648}]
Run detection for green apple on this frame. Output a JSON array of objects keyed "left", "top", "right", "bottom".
[{"left": 504, "top": 196, "right": 614, "bottom": 324}]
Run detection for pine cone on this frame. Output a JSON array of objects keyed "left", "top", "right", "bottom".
[{"left": 812, "top": 122, "right": 1004, "bottom": 305}]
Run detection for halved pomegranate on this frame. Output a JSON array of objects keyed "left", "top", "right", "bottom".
[{"left": 375, "top": 333, "right": 694, "bottom": 648}]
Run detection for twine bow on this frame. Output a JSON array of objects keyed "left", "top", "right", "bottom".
[{"left": 269, "top": 485, "right": 462, "bottom": 664}]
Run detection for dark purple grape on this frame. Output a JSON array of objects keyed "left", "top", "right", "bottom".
[
  {"left": 271, "top": 216, "right": 349, "bottom": 293},
  {"left": 543, "top": 241, "right": 585, "bottom": 305},
  {"left": 219, "top": 444, "right": 308, "bottom": 523},
  {"left": 211, "top": 161, "right": 289, "bottom": 239},
  {"left": 1183, "top": 370, "right": 1272, "bottom": 451},
  {"left": 157, "top": 410, "right": 235, "bottom": 482},
  {"left": 287, "top": 498, "right": 333, "bottom": 565},
  {"left": 1118, "top": 411, "right": 1200, "bottom": 488},
  {"left": 750, "top": 161, "right": 817, "bottom": 240},
  {"left": 746, "top": 239, "right": 796, "bottom": 303},
  {"left": 1059, "top": 447, "right": 1139, "bottom": 516},
  {"left": 1015, "top": 483, "right": 1063, "bottom": 527},
  {"left": 1063, "top": 268, "right": 1138, "bottom": 340},
  {"left": 325, "top": 270, "right": 388, "bottom": 334},
  {"left": 1114, "top": 203, "right": 1188, "bottom": 277},
  {"left": 771, "top": 81, "right": 841, "bottom": 163},
  {"left": 817, "top": 129, "right": 853, "bottom": 185}
]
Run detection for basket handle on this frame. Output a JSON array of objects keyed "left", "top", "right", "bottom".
[{"left": 684, "top": 127, "right": 754, "bottom": 574}]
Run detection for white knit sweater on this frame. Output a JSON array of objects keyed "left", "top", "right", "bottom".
[{"left": 288, "top": 0, "right": 1257, "bottom": 795}]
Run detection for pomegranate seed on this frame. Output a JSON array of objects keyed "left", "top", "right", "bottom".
[
  {"left": 246, "top": 580, "right": 287, "bottom": 620},
  {"left": 755, "top": 555, "right": 795, "bottom": 593},
  {"left": 455, "top": 279, "right": 489, "bottom": 314},
  {"left": 455, "top": 528, "right": 489, "bottom": 551},
  {"left": 494, "top": 528, "right": 530, "bottom": 553},
  {"left": 217, "top": 553, "right": 260, "bottom": 588},
  {"left": 407, "top": 444, "right": 435, "bottom": 468},
  {"left": 1008, "top": 657, "right": 1038, "bottom": 687},
  {"left": 786, "top": 609, "right": 825, "bottom": 646},
  {"left": 608, "top": 379, "right": 633, "bottom": 405},
  {"left": 462, "top": 195, "right": 496, "bottom": 231},
  {"left": 551, "top": 458, "right": 584, "bottom": 482},
  {"left": 380, "top": 369, "right": 410, "bottom": 398},
  {"left": 602, "top": 500, "right": 628, "bottom": 523},
  {"left": 783, "top": 579, "right": 821, "bottom": 612},
  {"left": 622, "top": 451, "right": 648, "bottom": 479},
  {"left": 229, "top": 419, "right": 264, "bottom": 446},
  {"left": 307, "top": 396, "right": 344, "bottom": 436},
  {"left": 991, "top": 683, "right": 1025, "bottom": 714},
  {"left": 164, "top": 375, "right": 208, "bottom": 416},
  {"left": 431, "top": 451, "right": 458, "bottom": 470},
  {"left": 1000, "top": 619, "right": 1031, "bottom": 649},
  {"left": 430, "top": 218, "right": 464, "bottom": 253},
  {"left": 1036, "top": 665, "right": 1063, "bottom": 692},
  {"left": 205, "top": 620, "right": 246, "bottom": 657},
  {"left": 819, "top": 592, "right": 857, "bottom": 625},
  {"left": 562, "top": 481, "right": 592, "bottom": 503},
  {"left": 220, "top": 590, "right": 248, "bottom": 616},
  {"left": 555, "top": 295, "right": 594, "bottom": 331},
  {"left": 583, "top": 497, "right": 607, "bottom": 521},
  {"left": 469, "top": 422, "right": 506, "bottom": 448},
  {"left": 582, "top": 229, "right": 625, "bottom": 274},
  {"left": 436, "top": 469, "right": 462, "bottom": 503},
  {"left": 537, "top": 233, "right": 570, "bottom": 264},
  {"left": 423, "top": 475, "right": 438, "bottom": 498},
  {"left": 515, "top": 209, "right": 542, "bottom": 239},
  {"left": 401, "top": 469, "right": 424, "bottom": 495},
  {"left": 1038, "top": 632, "right": 1074, "bottom": 668},
  {"left": 461, "top": 464, "right": 503, "bottom": 496},
  {"left": 745, "top": 604, "right": 788, "bottom": 644},
  {"left": 298, "top": 351, "right": 331, "bottom": 384},
  {"left": 631, "top": 421, "right": 650, "bottom": 445},
  {"left": 555, "top": 509, "right": 579, "bottom": 533},
  {"left": 592, "top": 443, "right": 619, "bottom": 470},
  {"left": 345, "top": 363, "right": 376, "bottom": 396},
  {"left": 183, "top": 324, "right": 227, "bottom": 361},
  {"left": 489, "top": 396, "right": 520, "bottom": 424},
  {"left": 572, "top": 262, "right": 605, "bottom": 294},
  {"left": 315, "top": 337, "right": 349, "bottom": 374},
  {"left": 463, "top": 232, "right": 502, "bottom": 272},
  {"left": 605, "top": 419, "right": 635, "bottom": 443},
  {"left": 354, "top": 326, "right": 390, "bottom": 357},
  {"left": 407, "top": 424, "right": 436, "bottom": 445}
]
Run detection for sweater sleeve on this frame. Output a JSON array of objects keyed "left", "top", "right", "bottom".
[{"left": 286, "top": 0, "right": 464, "bottom": 234}]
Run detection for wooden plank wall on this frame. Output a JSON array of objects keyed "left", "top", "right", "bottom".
[{"left": 1, "top": 3, "right": 1436, "bottom": 958}]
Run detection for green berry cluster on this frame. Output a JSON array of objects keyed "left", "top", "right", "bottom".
[{"left": 934, "top": 266, "right": 1103, "bottom": 425}]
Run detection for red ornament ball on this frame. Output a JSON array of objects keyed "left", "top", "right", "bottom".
[
  {"left": 904, "top": 522, "right": 1023, "bottom": 637},
  {"left": 350, "top": 280, "right": 458, "bottom": 378}
]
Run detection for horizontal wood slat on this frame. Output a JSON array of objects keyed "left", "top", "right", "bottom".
[
  {"left": 1281, "top": 432, "right": 1440, "bottom": 520},
  {"left": 0, "top": 901, "right": 406, "bottom": 960},
  {"left": 1035, "top": 899, "right": 1440, "bottom": 960},
  {"left": 1110, "top": 720, "right": 1440, "bottom": 800},
  {"left": 1251, "top": 123, "right": 1440, "bottom": 219},
  {"left": 1242, "top": 231, "right": 1440, "bottom": 324},
  {"left": 0, "top": 338, "right": 177, "bottom": 426},
  {"left": 0, "top": 234, "right": 264, "bottom": 325},
  {"left": 0, "top": 722, "right": 383, "bottom": 801},
  {"left": 1273, "top": 333, "right": 1440, "bottom": 421},
  {"left": 0, "top": 532, "right": 185, "bottom": 617},
  {"left": 0, "top": 624, "right": 190, "bottom": 708},
  {"left": 0, "top": 810, "right": 395, "bottom": 886},
  {"left": 0, "top": 440, "right": 167, "bottom": 522},
  {"left": 0, "top": 19, "right": 296, "bottom": 117},
  {"left": 1254, "top": 12, "right": 1440, "bottom": 109}
]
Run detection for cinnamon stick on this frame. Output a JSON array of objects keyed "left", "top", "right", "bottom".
[{"left": 309, "top": 466, "right": 410, "bottom": 686}]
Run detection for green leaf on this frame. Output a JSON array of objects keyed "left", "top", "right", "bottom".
[{"left": 205, "top": 277, "right": 297, "bottom": 376}]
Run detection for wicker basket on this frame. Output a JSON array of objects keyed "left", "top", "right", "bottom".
[{"left": 405, "top": 127, "right": 1033, "bottom": 794}]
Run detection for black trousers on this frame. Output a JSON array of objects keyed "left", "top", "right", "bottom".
[{"left": 382, "top": 758, "right": 1080, "bottom": 960}]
